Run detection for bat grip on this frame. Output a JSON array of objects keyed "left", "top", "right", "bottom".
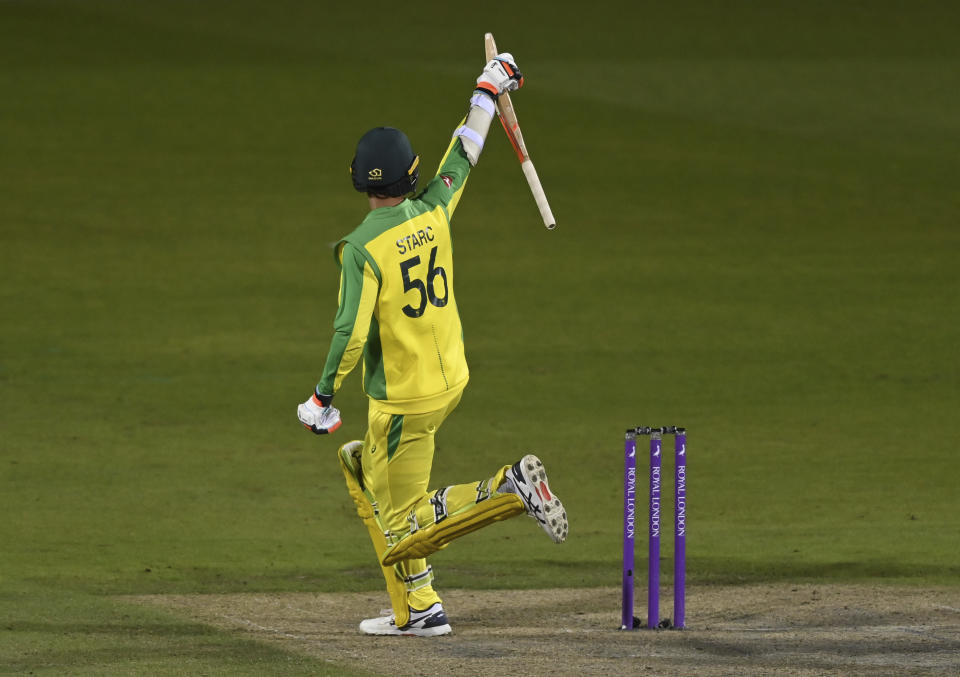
[{"left": 521, "top": 159, "right": 556, "bottom": 229}]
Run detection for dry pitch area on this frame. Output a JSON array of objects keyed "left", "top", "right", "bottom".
[{"left": 130, "top": 584, "right": 960, "bottom": 676}]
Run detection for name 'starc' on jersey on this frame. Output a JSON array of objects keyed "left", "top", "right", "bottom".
[{"left": 396, "top": 226, "right": 436, "bottom": 255}]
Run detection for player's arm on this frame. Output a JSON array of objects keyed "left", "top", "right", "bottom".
[
  {"left": 420, "top": 53, "right": 523, "bottom": 219},
  {"left": 297, "top": 243, "right": 378, "bottom": 435}
]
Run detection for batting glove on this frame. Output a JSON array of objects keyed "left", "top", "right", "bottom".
[
  {"left": 297, "top": 391, "right": 342, "bottom": 435},
  {"left": 475, "top": 53, "right": 523, "bottom": 99}
]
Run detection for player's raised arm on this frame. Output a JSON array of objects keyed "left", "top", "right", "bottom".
[{"left": 420, "top": 53, "right": 523, "bottom": 218}]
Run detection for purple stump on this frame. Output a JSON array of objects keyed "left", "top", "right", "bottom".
[
  {"left": 674, "top": 429, "right": 687, "bottom": 629},
  {"left": 648, "top": 430, "right": 662, "bottom": 629},
  {"left": 620, "top": 430, "right": 638, "bottom": 630}
]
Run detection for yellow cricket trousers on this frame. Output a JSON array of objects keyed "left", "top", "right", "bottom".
[{"left": 360, "top": 393, "right": 463, "bottom": 614}]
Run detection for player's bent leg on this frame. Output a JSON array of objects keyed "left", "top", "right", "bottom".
[
  {"left": 381, "top": 464, "right": 524, "bottom": 566},
  {"left": 382, "top": 492, "right": 525, "bottom": 565},
  {"left": 381, "top": 455, "right": 569, "bottom": 566}
]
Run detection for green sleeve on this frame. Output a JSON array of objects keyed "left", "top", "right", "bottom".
[
  {"left": 419, "top": 133, "right": 472, "bottom": 221},
  {"left": 316, "top": 243, "right": 369, "bottom": 395}
]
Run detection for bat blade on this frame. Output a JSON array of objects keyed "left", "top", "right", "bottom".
[{"left": 484, "top": 32, "right": 556, "bottom": 229}]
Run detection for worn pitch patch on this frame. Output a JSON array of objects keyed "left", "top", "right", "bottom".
[{"left": 127, "top": 584, "right": 960, "bottom": 676}]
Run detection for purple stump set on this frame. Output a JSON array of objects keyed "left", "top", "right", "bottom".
[{"left": 620, "top": 426, "right": 686, "bottom": 630}]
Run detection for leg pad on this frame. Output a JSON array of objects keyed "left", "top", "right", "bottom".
[{"left": 382, "top": 493, "right": 524, "bottom": 566}]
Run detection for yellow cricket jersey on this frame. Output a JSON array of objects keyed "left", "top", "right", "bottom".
[{"left": 316, "top": 135, "right": 471, "bottom": 414}]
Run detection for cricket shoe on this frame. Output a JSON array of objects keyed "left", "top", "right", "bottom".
[
  {"left": 358, "top": 603, "right": 452, "bottom": 637},
  {"left": 504, "top": 454, "right": 568, "bottom": 543}
]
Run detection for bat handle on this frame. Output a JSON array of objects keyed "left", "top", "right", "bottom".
[{"left": 521, "top": 159, "right": 556, "bottom": 229}]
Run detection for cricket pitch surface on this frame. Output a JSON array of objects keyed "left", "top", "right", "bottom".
[{"left": 131, "top": 583, "right": 960, "bottom": 676}]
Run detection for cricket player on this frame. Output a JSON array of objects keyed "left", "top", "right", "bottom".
[{"left": 297, "top": 52, "right": 568, "bottom": 636}]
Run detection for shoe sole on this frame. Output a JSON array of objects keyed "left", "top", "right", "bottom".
[
  {"left": 359, "top": 603, "right": 453, "bottom": 637},
  {"left": 359, "top": 620, "right": 452, "bottom": 637},
  {"left": 516, "top": 454, "right": 568, "bottom": 543},
  {"left": 399, "top": 623, "right": 451, "bottom": 637}
]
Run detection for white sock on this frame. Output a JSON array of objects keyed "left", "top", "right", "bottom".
[{"left": 497, "top": 474, "right": 517, "bottom": 495}]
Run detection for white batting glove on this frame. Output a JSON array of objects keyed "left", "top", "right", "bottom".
[
  {"left": 297, "top": 391, "right": 342, "bottom": 435},
  {"left": 475, "top": 52, "right": 523, "bottom": 99}
]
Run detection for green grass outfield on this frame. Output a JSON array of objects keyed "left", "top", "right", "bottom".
[{"left": 2, "top": 1, "right": 958, "bottom": 673}]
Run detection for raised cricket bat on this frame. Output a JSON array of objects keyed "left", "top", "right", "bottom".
[{"left": 484, "top": 32, "right": 556, "bottom": 230}]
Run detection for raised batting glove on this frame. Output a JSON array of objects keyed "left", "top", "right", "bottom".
[
  {"left": 298, "top": 391, "right": 342, "bottom": 435},
  {"left": 475, "top": 53, "right": 523, "bottom": 100}
]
